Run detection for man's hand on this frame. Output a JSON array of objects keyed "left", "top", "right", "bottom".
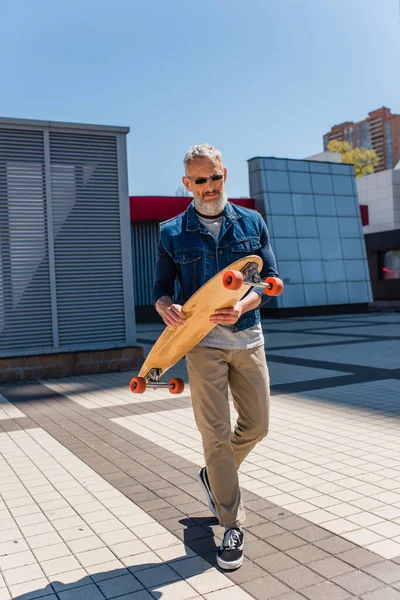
[
  {"left": 210, "top": 302, "right": 243, "bottom": 325},
  {"left": 155, "top": 296, "right": 185, "bottom": 327},
  {"left": 210, "top": 291, "right": 262, "bottom": 326}
]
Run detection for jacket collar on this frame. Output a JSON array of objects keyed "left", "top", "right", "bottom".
[{"left": 185, "top": 200, "right": 241, "bottom": 232}]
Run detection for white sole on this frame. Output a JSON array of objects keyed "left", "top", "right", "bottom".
[
  {"left": 197, "top": 469, "right": 217, "bottom": 518},
  {"left": 217, "top": 553, "right": 244, "bottom": 570}
]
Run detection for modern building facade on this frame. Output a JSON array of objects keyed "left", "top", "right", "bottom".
[
  {"left": 356, "top": 166, "right": 400, "bottom": 301},
  {"left": 356, "top": 166, "right": 400, "bottom": 235},
  {"left": 0, "top": 117, "right": 140, "bottom": 381},
  {"left": 323, "top": 107, "right": 400, "bottom": 173},
  {"left": 248, "top": 157, "right": 372, "bottom": 311}
]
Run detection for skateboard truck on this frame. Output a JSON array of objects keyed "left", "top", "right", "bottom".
[
  {"left": 223, "top": 262, "right": 284, "bottom": 296},
  {"left": 130, "top": 369, "right": 185, "bottom": 394}
]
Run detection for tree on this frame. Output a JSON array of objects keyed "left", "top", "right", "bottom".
[
  {"left": 327, "top": 140, "right": 380, "bottom": 177},
  {"left": 175, "top": 184, "right": 192, "bottom": 197}
]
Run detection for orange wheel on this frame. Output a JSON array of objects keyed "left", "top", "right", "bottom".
[
  {"left": 264, "top": 277, "right": 284, "bottom": 297},
  {"left": 222, "top": 270, "right": 243, "bottom": 290},
  {"left": 169, "top": 378, "right": 185, "bottom": 394},
  {"left": 130, "top": 376, "right": 147, "bottom": 393}
]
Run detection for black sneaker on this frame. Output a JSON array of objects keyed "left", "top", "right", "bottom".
[
  {"left": 197, "top": 466, "right": 217, "bottom": 517},
  {"left": 217, "top": 527, "right": 244, "bottom": 570}
]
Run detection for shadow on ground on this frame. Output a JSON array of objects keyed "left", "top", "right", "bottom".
[{"left": 12, "top": 518, "right": 221, "bottom": 599}]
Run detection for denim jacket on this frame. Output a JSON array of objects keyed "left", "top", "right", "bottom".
[{"left": 152, "top": 201, "right": 279, "bottom": 332}]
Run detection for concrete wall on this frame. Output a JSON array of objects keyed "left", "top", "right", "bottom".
[{"left": 357, "top": 168, "right": 400, "bottom": 234}]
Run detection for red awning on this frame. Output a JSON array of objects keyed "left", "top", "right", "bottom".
[{"left": 130, "top": 196, "right": 255, "bottom": 221}]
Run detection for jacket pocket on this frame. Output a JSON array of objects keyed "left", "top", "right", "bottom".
[
  {"left": 230, "top": 238, "right": 261, "bottom": 254},
  {"left": 173, "top": 250, "right": 202, "bottom": 264}
]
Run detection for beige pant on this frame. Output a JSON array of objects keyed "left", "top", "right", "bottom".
[{"left": 186, "top": 344, "right": 270, "bottom": 528}]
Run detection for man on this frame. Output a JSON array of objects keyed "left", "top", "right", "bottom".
[{"left": 153, "top": 144, "right": 279, "bottom": 570}]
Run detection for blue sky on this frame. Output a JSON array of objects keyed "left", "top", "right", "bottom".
[{"left": 1, "top": 0, "right": 399, "bottom": 197}]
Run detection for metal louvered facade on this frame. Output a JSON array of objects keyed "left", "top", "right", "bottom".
[
  {"left": 131, "top": 220, "right": 179, "bottom": 307},
  {"left": 0, "top": 117, "right": 135, "bottom": 357},
  {"left": 131, "top": 221, "right": 159, "bottom": 306}
]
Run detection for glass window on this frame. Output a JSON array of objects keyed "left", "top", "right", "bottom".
[
  {"left": 331, "top": 175, "right": 354, "bottom": 195},
  {"left": 288, "top": 160, "right": 310, "bottom": 172},
  {"left": 296, "top": 216, "right": 318, "bottom": 238},
  {"left": 311, "top": 173, "right": 334, "bottom": 195},
  {"left": 292, "top": 194, "right": 315, "bottom": 215},
  {"left": 289, "top": 171, "right": 313, "bottom": 193},
  {"left": 269, "top": 193, "right": 294, "bottom": 215},
  {"left": 261, "top": 158, "right": 288, "bottom": 171},
  {"left": 380, "top": 249, "right": 400, "bottom": 279},
  {"left": 265, "top": 170, "right": 290, "bottom": 193},
  {"left": 309, "top": 161, "right": 330, "bottom": 174},
  {"left": 270, "top": 215, "right": 297, "bottom": 237}
]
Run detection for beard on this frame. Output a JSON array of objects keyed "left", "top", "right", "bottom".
[{"left": 193, "top": 188, "right": 228, "bottom": 216}]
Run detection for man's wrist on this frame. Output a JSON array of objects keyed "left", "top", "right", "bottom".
[
  {"left": 155, "top": 296, "right": 173, "bottom": 317},
  {"left": 237, "top": 291, "right": 262, "bottom": 315}
]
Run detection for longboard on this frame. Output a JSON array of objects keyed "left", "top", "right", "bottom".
[{"left": 130, "top": 255, "right": 283, "bottom": 394}]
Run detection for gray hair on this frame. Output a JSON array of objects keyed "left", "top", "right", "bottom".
[{"left": 183, "top": 143, "right": 223, "bottom": 170}]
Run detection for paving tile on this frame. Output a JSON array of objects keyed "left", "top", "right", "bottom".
[
  {"left": 267, "top": 532, "right": 305, "bottom": 551},
  {"left": 269, "top": 594, "right": 305, "bottom": 600},
  {"left": 361, "top": 588, "right": 400, "bottom": 599},
  {"left": 300, "top": 581, "right": 353, "bottom": 599},
  {"left": 241, "top": 574, "right": 291, "bottom": 599},
  {"left": 75, "top": 547, "right": 116, "bottom": 568},
  {"left": 367, "top": 540, "right": 400, "bottom": 559},
  {"left": 296, "top": 526, "right": 333, "bottom": 543},
  {"left": 308, "top": 556, "right": 354, "bottom": 578},
  {"left": 333, "top": 571, "right": 383, "bottom": 595},
  {"left": 186, "top": 569, "right": 234, "bottom": 594},
  {"left": 51, "top": 570, "right": 92, "bottom": 592},
  {"left": 33, "top": 542, "right": 72, "bottom": 562},
  {"left": 150, "top": 579, "right": 199, "bottom": 600},
  {"left": 67, "top": 535, "right": 106, "bottom": 553},
  {"left": 168, "top": 555, "right": 211, "bottom": 578},
  {"left": 0, "top": 549, "right": 36, "bottom": 570},
  {"left": 337, "top": 548, "right": 383, "bottom": 568},
  {"left": 224, "top": 560, "right": 266, "bottom": 584},
  {"left": 96, "top": 573, "right": 144, "bottom": 598},
  {"left": 134, "top": 564, "right": 181, "bottom": 587},
  {"left": 88, "top": 562, "right": 129, "bottom": 582},
  {"left": 58, "top": 583, "right": 105, "bottom": 600},
  {"left": 363, "top": 561, "right": 400, "bottom": 584},
  {"left": 156, "top": 543, "right": 196, "bottom": 562},
  {"left": 254, "top": 551, "right": 299, "bottom": 574},
  {"left": 276, "top": 565, "right": 325, "bottom": 590},
  {"left": 8, "top": 588, "right": 54, "bottom": 600},
  {"left": 109, "top": 540, "right": 149, "bottom": 558},
  {"left": 286, "top": 544, "right": 329, "bottom": 564},
  {"left": 315, "top": 537, "right": 357, "bottom": 555},
  {"left": 276, "top": 516, "right": 311, "bottom": 531},
  {"left": 142, "top": 532, "right": 181, "bottom": 550},
  {"left": 111, "top": 592, "right": 153, "bottom": 600},
  {"left": 2, "top": 563, "right": 45, "bottom": 586}
]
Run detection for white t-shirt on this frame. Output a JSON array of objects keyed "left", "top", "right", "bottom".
[{"left": 195, "top": 212, "right": 264, "bottom": 350}]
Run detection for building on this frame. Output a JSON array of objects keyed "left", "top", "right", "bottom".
[
  {"left": 0, "top": 117, "right": 141, "bottom": 382},
  {"left": 248, "top": 156, "right": 372, "bottom": 312},
  {"left": 323, "top": 107, "right": 400, "bottom": 173},
  {"left": 356, "top": 166, "right": 400, "bottom": 301},
  {"left": 130, "top": 158, "right": 372, "bottom": 318}
]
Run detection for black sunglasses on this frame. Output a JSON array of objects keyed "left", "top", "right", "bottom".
[{"left": 185, "top": 174, "right": 224, "bottom": 185}]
